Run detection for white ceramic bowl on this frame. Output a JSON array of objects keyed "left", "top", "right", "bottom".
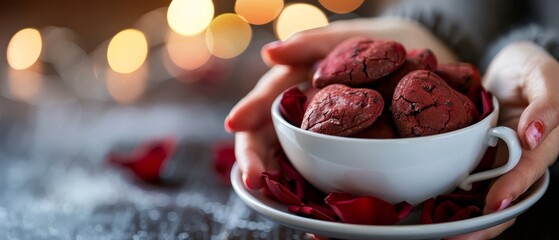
[{"left": 271, "top": 85, "right": 521, "bottom": 205}]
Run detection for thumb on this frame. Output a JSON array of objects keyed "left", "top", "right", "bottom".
[
  {"left": 517, "top": 95, "right": 559, "bottom": 150},
  {"left": 517, "top": 57, "right": 559, "bottom": 150}
]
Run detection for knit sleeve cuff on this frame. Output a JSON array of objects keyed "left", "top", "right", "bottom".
[
  {"left": 480, "top": 24, "right": 559, "bottom": 72},
  {"left": 382, "top": 3, "right": 480, "bottom": 65}
]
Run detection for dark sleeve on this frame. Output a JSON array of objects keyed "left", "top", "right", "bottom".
[
  {"left": 381, "top": 0, "right": 523, "bottom": 67},
  {"left": 480, "top": 24, "right": 559, "bottom": 71}
]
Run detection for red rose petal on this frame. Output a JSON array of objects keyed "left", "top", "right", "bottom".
[
  {"left": 433, "top": 200, "right": 463, "bottom": 223},
  {"left": 288, "top": 204, "right": 338, "bottom": 222},
  {"left": 420, "top": 198, "right": 436, "bottom": 224},
  {"left": 211, "top": 139, "right": 236, "bottom": 186},
  {"left": 107, "top": 137, "right": 177, "bottom": 184},
  {"left": 261, "top": 172, "right": 304, "bottom": 206},
  {"left": 395, "top": 201, "right": 415, "bottom": 220},
  {"left": 448, "top": 205, "right": 482, "bottom": 222},
  {"left": 325, "top": 192, "right": 410, "bottom": 225},
  {"left": 279, "top": 86, "right": 307, "bottom": 127},
  {"left": 480, "top": 87, "right": 493, "bottom": 120}
]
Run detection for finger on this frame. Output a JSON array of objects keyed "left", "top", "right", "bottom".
[
  {"left": 234, "top": 124, "right": 279, "bottom": 190},
  {"left": 225, "top": 66, "right": 309, "bottom": 132},
  {"left": 445, "top": 219, "right": 516, "bottom": 240},
  {"left": 483, "top": 120, "right": 559, "bottom": 213},
  {"left": 517, "top": 58, "right": 559, "bottom": 150},
  {"left": 261, "top": 24, "right": 359, "bottom": 66},
  {"left": 262, "top": 17, "right": 458, "bottom": 66}
]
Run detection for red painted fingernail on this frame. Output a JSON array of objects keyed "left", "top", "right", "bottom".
[
  {"left": 496, "top": 198, "right": 512, "bottom": 211},
  {"left": 262, "top": 40, "right": 282, "bottom": 51},
  {"left": 224, "top": 117, "right": 235, "bottom": 133},
  {"left": 526, "top": 120, "right": 544, "bottom": 150}
]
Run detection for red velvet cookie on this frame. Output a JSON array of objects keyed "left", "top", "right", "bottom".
[
  {"left": 313, "top": 36, "right": 406, "bottom": 88},
  {"left": 435, "top": 62, "right": 481, "bottom": 94},
  {"left": 301, "top": 84, "right": 384, "bottom": 137},
  {"left": 392, "top": 70, "right": 480, "bottom": 137},
  {"left": 375, "top": 48, "right": 438, "bottom": 104},
  {"left": 352, "top": 113, "right": 399, "bottom": 139}
]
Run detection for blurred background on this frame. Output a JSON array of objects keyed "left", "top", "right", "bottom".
[
  {"left": 0, "top": 1, "right": 394, "bottom": 239},
  {"left": 0, "top": 1, "right": 555, "bottom": 239}
]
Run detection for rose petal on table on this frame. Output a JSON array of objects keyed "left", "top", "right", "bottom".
[
  {"left": 280, "top": 86, "right": 307, "bottom": 127},
  {"left": 262, "top": 172, "right": 304, "bottom": 206},
  {"left": 107, "top": 137, "right": 177, "bottom": 184},
  {"left": 211, "top": 139, "right": 236, "bottom": 186},
  {"left": 325, "top": 192, "right": 409, "bottom": 225}
]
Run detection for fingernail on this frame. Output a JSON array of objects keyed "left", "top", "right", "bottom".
[
  {"left": 242, "top": 173, "right": 252, "bottom": 188},
  {"left": 262, "top": 40, "right": 282, "bottom": 51},
  {"left": 224, "top": 117, "right": 234, "bottom": 133},
  {"left": 526, "top": 120, "right": 544, "bottom": 150},
  {"left": 496, "top": 198, "right": 512, "bottom": 211}
]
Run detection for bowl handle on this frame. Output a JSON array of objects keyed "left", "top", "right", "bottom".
[{"left": 458, "top": 126, "right": 522, "bottom": 191}]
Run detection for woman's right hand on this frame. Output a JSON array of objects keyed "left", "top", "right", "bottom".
[{"left": 224, "top": 17, "right": 458, "bottom": 190}]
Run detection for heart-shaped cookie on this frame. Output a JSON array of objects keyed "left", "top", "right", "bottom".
[
  {"left": 374, "top": 48, "right": 438, "bottom": 104},
  {"left": 435, "top": 62, "right": 481, "bottom": 94},
  {"left": 392, "top": 70, "right": 480, "bottom": 137},
  {"left": 302, "top": 84, "right": 384, "bottom": 137},
  {"left": 313, "top": 37, "right": 406, "bottom": 88}
]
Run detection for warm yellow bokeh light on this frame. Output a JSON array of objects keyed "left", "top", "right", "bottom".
[
  {"left": 318, "top": 0, "right": 364, "bottom": 14},
  {"left": 235, "top": 0, "right": 284, "bottom": 25},
  {"left": 167, "top": 0, "right": 214, "bottom": 36},
  {"left": 206, "top": 14, "right": 252, "bottom": 59},
  {"left": 107, "top": 29, "right": 148, "bottom": 74},
  {"left": 166, "top": 30, "right": 211, "bottom": 70},
  {"left": 275, "top": 3, "right": 329, "bottom": 41},
  {"left": 106, "top": 66, "right": 148, "bottom": 104},
  {"left": 7, "top": 28, "right": 43, "bottom": 70}
]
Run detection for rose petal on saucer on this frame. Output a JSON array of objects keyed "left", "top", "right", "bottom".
[
  {"left": 420, "top": 198, "right": 436, "bottom": 224},
  {"left": 280, "top": 86, "right": 308, "bottom": 127},
  {"left": 448, "top": 205, "right": 482, "bottom": 222},
  {"left": 325, "top": 192, "right": 410, "bottom": 225},
  {"left": 288, "top": 203, "right": 338, "bottom": 222},
  {"left": 107, "top": 137, "right": 177, "bottom": 184},
  {"left": 434, "top": 200, "right": 463, "bottom": 223},
  {"left": 262, "top": 172, "right": 304, "bottom": 206},
  {"left": 275, "top": 150, "right": 328, "bottom": 203},
  {"left": 420, "top": 192, "right": 485, "bottom": 224}
]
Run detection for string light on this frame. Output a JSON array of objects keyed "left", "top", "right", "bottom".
[
  {"left": 275, "top": 3, "right": 329, "bottom": 41},
  {"left": 7, "top": 28, "right": 43, "bottom": 70}
]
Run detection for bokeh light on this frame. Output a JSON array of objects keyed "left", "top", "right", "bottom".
[
  {"left": 206, "top": 13, "right": 252, "bottom": 59},
  {"left": 275, "top": 3, "right": 328, "bottom": 41},
  {"left": 7, "top": 28, "right": 43, "bottom": 70},
  {"left": 167, "top": 0, "right": 214, "bottom": 36},
  {"left": 106, "top": 65, "right": 148, "bottom": 104},
  {"left": 166, "top": 30, "right": 211, "bottom": 70},
  {"left": 235, "top": 0, "right": 284, "bottom": 25},
  {"left": 318, "top": 0, "right": 364, "bottom": 14},
  {"left": 107, "top": 29, "right": 148, "bottom": 74}
]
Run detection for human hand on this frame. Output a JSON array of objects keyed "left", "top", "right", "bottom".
[
  {"left": 224, "top": 17, "right": 458, "bottom": 190},
  {"left": 448, "top": 41, "right": 559, "bottom": 239}
]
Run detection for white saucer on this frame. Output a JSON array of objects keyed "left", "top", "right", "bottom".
[{"left": 230, "top": 163, "right": 549, "bottom": 240}]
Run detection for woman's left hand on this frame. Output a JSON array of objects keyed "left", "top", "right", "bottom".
[{"left": 449, "top": 41, "right": 559, "bottom": 239}]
